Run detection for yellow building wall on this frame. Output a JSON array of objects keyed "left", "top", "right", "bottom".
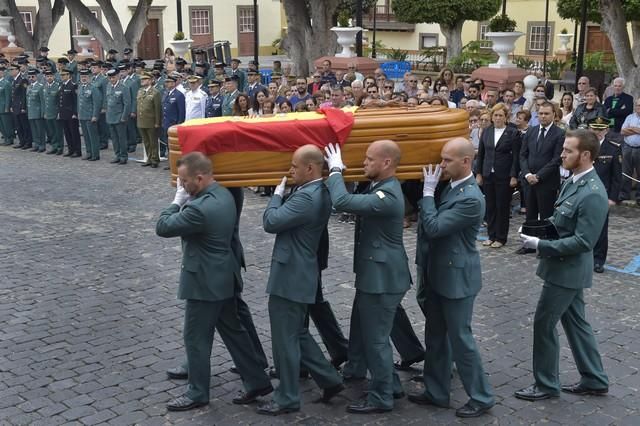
[{"left": 372, "top": 23, "right": 446, "bottom": 51}]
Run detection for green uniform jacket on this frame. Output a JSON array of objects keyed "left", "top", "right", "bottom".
[
  {"left": 325, "top": 173, "right": 411, "bottom": 294},
  {"left": 77, "top": 83, "right": 103, "bottom": 121},
  {"left": 67, "top": 61, "right": 78, "bottom": 82},
  {"left": 105, "top": 81, "right": 131, "bottom": 124},
  {"left": 537, "top": 169, "right": 608, "bottom": 289},
  {"left": 92, "top": 73, "right": 107, "bottom": 110},
  {"left": 419, "top": 176, "right": 485, "bottom": 299},
  {"left": 263, "top": 180, "right": 331, "bottom": 304},
  {"left": 43, "top": 81, "right": 60, "bottom": 120},
  {"left": 26, "top": 82, "right": 45, "bottom": 119},
  {"left": 222, "top": 90, "right": 238, "bottom": 116},
  {"left": 0, "top": 78, "right": 11, "bottom": 113},
  {"left": 124, "top": 74, "right": 141, "bottom": 113},
  {"left": 136, "top": 87, "right": 162, "bottom": 128},
  {"left": 156, "top": 182, "right": 239, "bottom": 302}
]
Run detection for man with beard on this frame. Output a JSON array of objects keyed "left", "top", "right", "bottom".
[{"left": 289, "top": 77, "right": 313, "bottom": 108}]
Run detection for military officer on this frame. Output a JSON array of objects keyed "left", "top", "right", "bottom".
[
  {"left": 105, "top": 68, "right": 131, "bottom": 164},
  {"left": 91, "top": 61, "right": 109, "bottom": 150},
  {"left": 136, "top": 72, "right": 162, "bottom": 168},
  {"left": 43, "top": 70, "right": 63, "bottom": 155},
  {"left": 245, "top": 70, "right": 265, "bottom": 106},
  {"left": 587, "top": 116, "right": 622, "bottom": 272},
  {"left": 204, "top": 80, "right": 223, "bottom": 118},
  {"left": 160, "top": 76, "right": 185, "bottom": 164},
  {"left": 229, "top": 58, "right": 246, "bottom": 92},
  {"left": 410, "top": 138, "right": 495, "bottom": 418},
  {"left": 156, "top": 152, "right": 273, "bottom": 412},
  {"left": 58, "top": 68, "right": 81, "bottom": 157},
  {"left": 516, "top": 129, "right": 610, "bottom": 401},
  {"left": 0, "top": 65, "right": 14, "bottom": 146},
  {"left": 66, "top": 49, "right": 78, "bottom": 82},
  {"left": 26, "top": 69, "right": 46, "bottom": 152},
  {"left": 221, "top": 75, "right": 239, "bottom": 117},
  {"left": 122, "top": 47, "right": 133, "bottom": 63},
  {"left": 106, "top": 49, "right": 118, "bottom": 67},
  {"left": 257, "top": 146, "right": 345, "bottom": 415},
  {"left": 212, "top": 62, "right": 227, "bottom": 84},
  {"left": 37, "top": 47, "right": 56, "bottom": 74},
  {"left": 10, "top": 64, "right": 31, "bottom": 149},
  {"left": 77, "top": 69, "right": 102, "bottom": 161},
  {"left": 175, "top": 57, "right": 187, "bottom": 74},
  {"left": 323, "top": 140, "right": 411, "bottom": 414},
  {"left": 193, "top": 62, "right": 209, "bottom": 88},
  {"left": 184, "top": 75, "right": 207, "bottom": 121},
  {"left": 120, "top": 63, "right": 140, "bottom": 153}
]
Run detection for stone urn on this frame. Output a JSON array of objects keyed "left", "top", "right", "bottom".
[
  {"left": 331, "top": 26, "right": 362, "bottom": 58},
  {"left": 557, "top": 33, "right": 572, "bottom": 52},
  {"left": 486, "top": 31, "right": 524, "bottom": 68},
  {"left": 0, "top": 16, "right": 13, "bottom": 36},
  {"left": 73, "top": 34, "right": 93, "bottom": 56},
  {"left": 170, "top": 39, "right": 193, "bottom": 59}
]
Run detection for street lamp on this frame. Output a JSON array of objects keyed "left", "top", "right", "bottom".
[
  {"left": 177, "top": 0, "right": 182, "bottom": 32},
  {"left": 253, "top": 0, "right": 259, "bottom": 67},
  {"left": 542, "top": 0, "right": 549, "bottom": 77},
  {"left": 355, "top": 0, "right": 362, "bottom": 57}
]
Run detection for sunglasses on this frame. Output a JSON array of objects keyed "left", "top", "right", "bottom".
[{"left": 408, "top": 80, "right": 417, "bottom": 82}]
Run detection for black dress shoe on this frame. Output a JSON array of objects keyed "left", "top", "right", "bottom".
[
  {"left": 140, "top": 162, "right": 151, "bottom": 167},
  {"left": 514, "top": 385, "right": 559, "bottom": 401},
  {"left": 331, "top": 355, "right": 347, "bottom": 369},
  {"left": 127, "top": 147, "right": 136, "bottom": 153},
  {"left": 21, "top": 145, "right": 32, "bottom": 150},
  {"left": 150, "top": 163, "right": 158, "bottom": 168},
  {"left": 256, "top": 400, "right": 299, "bottom": 416},
  {"left": 232, "top": 384, "right": 274, "bottom": 404},
  {"left": 82, "top": 155, "right": 91, "bottom": 160},
  {"left": 88, "top": 157, "right": 98, "bottom": 161},
  {"left": 342, "top": 372, "right": 366, "bottom": 383},
  {"left": 455, "top": 402, "right": 494, "bottom": 418},
  {"left": 594, "top": 264, "right": 605, "bottom": 273},
  {"left": 407, "top": 392, "right": 446, "bottom": 407},
  {"left": 164, "top": 166, "right": 171, "bottom": 170},
  {"left": 38, "top": 148, "right": 46, "bottom": 152},
  {"left": 516, "top": 247, "right": 537, "bottom": 255},
  {"left": 56, "top": 150, "right": 63, "bottom": 155},
  {"left": 29, "top": 147, "right": 39, "bottom": 152},
  {"left": 346, "top": 400, "right": 391, "bottom": 414},
  {"left": 70, "top": 152, "right": 81, "bottom": 157},
  {"left": 166, "top": 366, "right": 188, "bottom": 380},
  {"left": 561, "top": 383, "right": 608, "bottom": 395},
  {"left": 166, "top": 395, "right": 208, "bottom": 412},
  {"left": 110, "top": 158, "right": 120, "bottom": 164},
  {"left": 119, "top": 159, "right": 127, "bottom": 164},
  {"left": 394, "top": 355, "right": 424, "bottom": 371},
  {"left": 229, "top": 365, "right": 240, "bottom": 374},
  {"left": 321, "top": 383, "right": 345, "bottom": 402},
  {"left": 12, "top": 144, "right": 24, "bottom": 149}
]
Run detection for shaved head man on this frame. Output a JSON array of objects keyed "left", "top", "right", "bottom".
[
  {"left": 363, "top": 139, "right": 402, "bottom": 181},
  {"left": 438, "top": 137, "right": 476, "bottom": 182}
]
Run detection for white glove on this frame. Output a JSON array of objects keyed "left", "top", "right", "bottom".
[
  {"left": 324, "top": 143, "right": 346, "bottom": 171},
  {"left": 172, "top": 177, "right": 192, "bottom": 207},
  {"left": 520, "top": 233, "right": 540, "bottom": 250},
  {"left": 274, "top": 176, "right": 287, "bottom": 197},
  {"left": 422, "top": 164, "right": 442, "bottom": 197}
]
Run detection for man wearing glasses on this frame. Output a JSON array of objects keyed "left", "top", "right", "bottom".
[
  {"left": 574, "top": 76, "right": 595, "bottom": 108},
  {"left": 404, "top": 74, "right": 419, "bottom": 98},
  {"left": 438, "top": 86, "right": 457, "bottom": 108}
]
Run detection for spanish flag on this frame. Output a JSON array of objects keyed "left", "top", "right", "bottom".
[{"left": 177, "top": 107, "right": 356, "bottom": 155}]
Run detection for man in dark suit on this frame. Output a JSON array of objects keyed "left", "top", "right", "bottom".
[
  {"left": 156, "top": 152, "right": 272, "bottom": 412},
  {"left": 10, "top": 64, "right": 31, "bottom": 150},
  {"left": 517, "top": 101, "right": 564, "bottom": 254},
  {"left": 588, "top": 117, "right": 622, "bottom": 273},
  {"left": 603, "top": 77, "right": 633, "bottom": 133},
  {"left": 160, "top": 75, "right": 185, "bottom": 165},
  {"left": 409, "top": 138, "right": 495, "bottom": 418},
  {"left": 57, "top": 68, "right": 81, "bottom": 157},
  {"left": 324, "top": 140, "right": 411, "bottom": 414},
  {"left": 516, "top": 129, "right": 609, "bottom": 402},
  {"left": 257, "top": 145, "right": 344, "bottom": 415}
]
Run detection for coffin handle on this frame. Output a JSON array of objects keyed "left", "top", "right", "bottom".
[{"left": 394, "top": 133, "right": 410, "bottom": 139}]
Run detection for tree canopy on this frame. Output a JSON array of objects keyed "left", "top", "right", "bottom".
[{"left": 557, "top": 0, "right": 640, "bottom": 23}]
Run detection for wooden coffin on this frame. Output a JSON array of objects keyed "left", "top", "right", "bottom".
[{"left": 168, "top": 105, "right": 469, "bottom": 187}]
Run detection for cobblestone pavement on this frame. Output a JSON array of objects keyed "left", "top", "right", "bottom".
[{"left": 1, "top": 145, "right": 639, "bottom": 425}]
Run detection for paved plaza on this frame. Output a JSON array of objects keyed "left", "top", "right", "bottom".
[{"left": 0, "top": 145, "right": 639, "bottom": 425}]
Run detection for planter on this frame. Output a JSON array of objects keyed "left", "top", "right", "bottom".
[
  {"left": 486, "top": 31, "right": 524, "bottom": 68},
  {"left": 73, "top": 34, "right": 93, "bottom": 56},
  {"left": 557, "top": 33, "right": 572, "bottom": 52},
  {"left": 0, "top": 16, "right": 12, "bottom": 37},
  {"left": 170, "top": 39, "right": 193, "bottom": 59},
  {"left": 331, "top": 26, "right": 362, "bottom": 58}
]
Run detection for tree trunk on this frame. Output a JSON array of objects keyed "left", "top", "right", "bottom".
[
  {"left": 282, "top": 0, "right": 310, "bottom": 76},
  {"left": 307, "top": 0, "right": 340, "bottom": 71},
  {"left": 33, "top": 0, "right": 65, "bottom": 51},
  {"left": 4, "top": 0, "right": 34, "bottom": 52},
  {"left": 631, "top": 21, "right": 640, "bottom": 65},
  {"left": 123, "top": 0, "right": 151, "bottom": 55},
  {"left": 440, "top": 21, "right": 464, "bottom": 59},
  {"left": 598, "top": 0, "right": 640, "bottom": 95}
]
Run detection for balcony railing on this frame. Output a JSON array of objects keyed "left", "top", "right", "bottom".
[{"left": 362, "top": 5, "right": 415, "bottom": 31}]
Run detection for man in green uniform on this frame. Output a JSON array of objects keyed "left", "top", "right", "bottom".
[
  {"left": 221, "top": 75, "right": 239, "bottom": 116},
  {"left": 66, "top": 49, "right": 78, "bottom": 82},
  {"left": 156, "top": 152, "right": 273, "bottom": 412},
  {"left": 257, "top": 145, "right": 345, "bottom": 416},
  {"left": 91, "top": 61, "right": 109, "bottom": 150},
  {"left": 77, "top": 69, "right": 102, "bottom": 161},
  {"left": 515, "top": 129, "right": 609, "bottom": 401},
  {"left": 26, "top": 69, "right": 46, "bottom": 152},
  {"left": 409, "top": 138, "right": 495, "bottom": 418},
  {"left": 43, "top": 70, "right": 63, "bottom": 155},
  {"left": 136, "top": 72, "right": 162, "bottom": 168},
  {"left": 0, "top": 65, "right": 14, "bottom": 146},
  {"left": 120, "top": 63, "right": 140, "bottom": 153},
  {"left": 323, "top": 140, "right": 411, "bottom": 414},
  {"left": 105, "top": 69, "right": 131, "bottom": 164}
]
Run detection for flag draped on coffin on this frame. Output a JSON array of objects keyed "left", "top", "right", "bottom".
[{"left": 176, "top": 107, "right": 356, "bottom": 155}]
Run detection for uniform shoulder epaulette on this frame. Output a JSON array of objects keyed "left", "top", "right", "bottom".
[{"left": 607, "top": 139, "right": 621, "bottom": 148}]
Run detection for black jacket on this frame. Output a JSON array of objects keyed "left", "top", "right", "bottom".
[
  {"left": 594, "top": 134, "right": 623, "bottom": 201},
  {"left": 11, "top": 74, "right": 28, "bottom": 113},
  {"left": 604, "top": 92, "right": 634, "bottom": 133},
  {"left": 520, "top": 123, "right": 565, "bottom": 189},
  {"left": 476, "top": 125, "right": 522, "bottom": 179},
  {"left": 58, "top": 80, "right": 77, "bottom": 120}
]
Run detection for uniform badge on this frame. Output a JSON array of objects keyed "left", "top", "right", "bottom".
[{"left": 376, "top": 190, "right": 385, "bottom": 199}]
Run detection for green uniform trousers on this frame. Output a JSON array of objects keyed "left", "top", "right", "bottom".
[
  {"left": 342, "top": 290, "right": 405, "bottom": 409},
  {"left": 533, "top": 283, "right": 608, "bottom": 393},
  {"left": 183, "top": 298, "right": 272, "bottom": 403},
  {"left": 138, "top": 127, "right": 159, "bottom": 165},
  {"left": 269, "top": 295, "right": 342, "bottom": 409},
  {"left": 45, "top": 119, "right": 63, "bottom": 152},
  {"left": 0, "top": 113, "right": 14, "bottom": 144},
  {"left": 422, "top": 290, "right": 494, "bottom": 409},
  {"left": 108, "top": 122, "right": 128, "bottom": 161},
  {"left": 98, "top": 113, "right": 109, "bottom": 148},
  {"left": 29, "top": 118, "right": 45, "bottom": 150},
  {"left": 80, "top": 120, "right": 100, "bottom": 159},
  {"left": 126, "top": 116, "right": 139, "bottom": 149}
]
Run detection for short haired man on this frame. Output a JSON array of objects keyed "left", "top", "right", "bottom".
[
  {"left": 257, "top": 145, "right": 344, "bottom": 415},
  {"left": 136, "top": 73, "right": 162, "bottom": 167},
  {"left": 26, "top": 69, "right": 46, "bottom": 152},
  {"left": 619, "top": 99, "right": 640, "bottom": 203},
  {"left": 516, "top": 129, "right": 609, "bottom": 402},
  {"left": 221, "top": 75, "right": 239, "bottom": 116},
  {"left": 77, "top": 69, "right": 102, "bottom": 160},
  {"left": 184, "top": 75, "right": 207, "bottom": 121},
  {"left": 289, "top": 77, "right": 312, "bottom": 108},
  {"left": 574, "top": 76, "right": 591, "bottom": 108},
  {"left": 603, "top": 77, "right": 634, "bottom": 133},
  {"left": 105, "top": 68, "right": 131, "bottom": 164},
  {"left": 156, "top": 152, "right": 273, "bottom": 412},
  {"left": 324, "top": 140, "right": 412, "bottom": 414},
  {"left": 410, "top": 138, "right": 495, "bottom": 418}
]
